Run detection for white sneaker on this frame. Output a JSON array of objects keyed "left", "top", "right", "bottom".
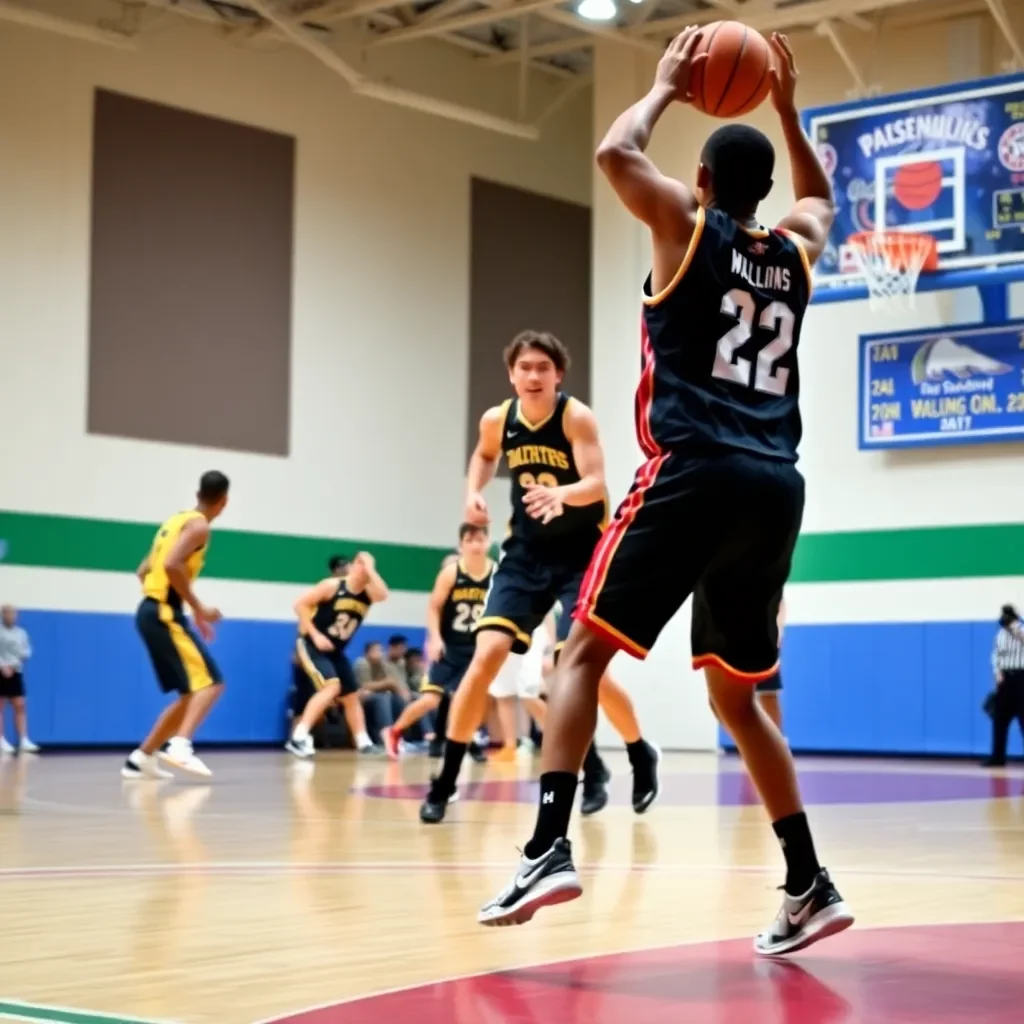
[
  {"left": 19, "top": 738, "right": 40, "bottom": 754},
  {"left": 285, "top": 733, "right": 315, "bottom": 759},
  {"left": 0, "top": 737, "right": 14, "bottom": 756},
  {"left": 158, "top": 738, "right": 213, "bottom": 778},
  {"left": 121, "top": 749, "right": 173, "bottom": 780}
]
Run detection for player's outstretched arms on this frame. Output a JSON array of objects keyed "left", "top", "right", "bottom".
[
  {"left": 770, "top": 32, "right": 835, "bottom": 266},
  {"left": 595, "top": 27, "right": 705, "bottom": 247}
]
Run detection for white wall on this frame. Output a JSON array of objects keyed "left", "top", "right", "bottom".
[
  {"left": 590, "top": 15, "right": 1024, "bottom": 750},
  {"left": 0, "top": 17, "right": 590, "bottom": 549}
]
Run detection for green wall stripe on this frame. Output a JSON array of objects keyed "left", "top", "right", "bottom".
[
  {"left": 0, "top": 511, "right": 449, "bottom": 592},
  {"left": 1, "top": 511, "right": 1023, "bottom": 588},
  {"left": 0, "top": 1001, "right": 168, "bottom": 1024}
]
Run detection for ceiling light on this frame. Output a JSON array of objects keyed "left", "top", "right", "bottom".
[{"left": 577, "top": 0, "right": 617, "bottom": 21}]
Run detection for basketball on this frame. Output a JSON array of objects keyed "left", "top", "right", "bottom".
[
  {"left": 689, "top": 21, "right": 773, "bottom": 118},
  {"left": 893, "top": 161, "right": 943, "bottom": 211}
]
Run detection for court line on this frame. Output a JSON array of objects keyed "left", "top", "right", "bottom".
[
  {"left": 3, "top": 859, "right": 1024, "bottom": 884},
  {"left": 247, "top": 916, "right": 1024, "bottom": 1024},
  {"left": 0, "top": 1000, "right": 179, "bottom": 1024}
]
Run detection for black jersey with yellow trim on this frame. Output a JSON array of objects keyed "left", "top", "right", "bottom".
[
  {"left": 307, "top": 577, "right": 371, "bottom": 653},
  {"left": 638, "top": 206, "right": 812, "bottom": 463},
  {"left": 502, "top": 392, "right": 606, "bottom": 551},
  {"left": 440, "top": 558, "right": 494, "bottom": 654}
]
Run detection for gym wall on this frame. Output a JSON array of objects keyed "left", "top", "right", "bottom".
[
  {"left": 0, "top": 17, "right": 591, "bottom": 745},
  {"left": 591, "top": 14, "right": 1024, "bottom": 755}
]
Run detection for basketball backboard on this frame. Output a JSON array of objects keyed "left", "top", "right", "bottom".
[{"left": 803, "top": 73, "right": 1024, "bottom": 305}]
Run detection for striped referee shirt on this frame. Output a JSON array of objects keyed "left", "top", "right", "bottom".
[{"left": 992, "top": 623, "right": 1024, "bottom": 673}]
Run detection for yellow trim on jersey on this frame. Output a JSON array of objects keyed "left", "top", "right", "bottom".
[
  {"left": 644, "top": 206, "right": 706, "bottom": 307},
  {"left": 692, "top": 652, "right": 779, "bottom": 684},
  {"left": 158, "top": 602, "right": 214, "bottom": 692},
  {"left": 737, "top": 222, "right": 771, "bottom": 239},
  {"left": 458, "top": 558, "right": 494, "bottom": 583},
  {"left": 420, "top": 681, "right": 446, "bottom": 696},
  {"left": 777, "top": 228, "right": 814, "bottom": 292},
  {"left": 476, "top": 616, "right": 532, "bottom": 648},
  {"left": 515, "top": 397, "right": 558, "bottom": 432},
  {"left": 580, "top": 609, "right": 650, "bottom": 659},
  {"left": 295, "top": 637, "right": 336, "bottom": 690}
]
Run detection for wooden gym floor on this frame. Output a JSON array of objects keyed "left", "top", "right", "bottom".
[{"left": 2, "top": 749, "right": 1024, "bottom": 1023}]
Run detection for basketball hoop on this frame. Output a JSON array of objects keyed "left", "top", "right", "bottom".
[{"left": 846, "top": 230, "right": 939, "bottom": 309}]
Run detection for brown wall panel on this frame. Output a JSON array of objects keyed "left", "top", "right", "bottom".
[
  {"left": 87, "top": 89, "right": 295, "bottom": 455},
  {"left": 467, "top": 178, "right": 591, "bottom": 471}
]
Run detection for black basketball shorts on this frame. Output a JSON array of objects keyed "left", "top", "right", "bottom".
[
  {"left": 423, "top": 651, "right": 473, "bottom": 696},
  {"left": 476, "top": 537, "right": 590, "bottom": 655},
  {"left": 295, "top": 637, "right": 359, "bottom": 697},
  {"left": 755, "top": 670, "right": 783, "bottom": 693},
  {"left": 0, "top": 670, "right": 25, "bottom": 699},
  {"left": 574, "top": 449, "right": 803, "bottom": 682},
  {"left": 136, "top": 597, "right": 223, "bottom": 695}
]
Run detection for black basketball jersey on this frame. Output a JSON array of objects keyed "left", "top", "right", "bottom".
[
  {"left": 307, "top": 577, "right": 371, "bottom": 652},
  {"left": 502, "top": 393, "right": 606, "bottom": 552},
  {"left": 440, "top": 559, "right": 494, "bottom": 654},
  {"left": 639, "top": 206, "right": 811, "bottom": 463}
]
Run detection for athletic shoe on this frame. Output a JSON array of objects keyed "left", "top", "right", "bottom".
[
  {"left": 285, "top": 734, "right": 314, "bottom": 759},
  {"left": 121, "top": 750, "right": 173, "bottom": 780},
  {"left": 468, "top": 741, "right": 488, "bottom": 764},
  {"left": 419, "top": 780, "right": 459, "bottom": 823},
  {"left": 478, "top": 838, "right": 582, "bottom": 926},
  {"left": 381, "top": 727, "right": 401, "bottom": 761},
  {"left": 632, "top": 741, "right": 661, "bottom": 814},
  {"left": 158, "top": 738, "right": 213, "bottom": 778},
  {"left": 580, "top": 764, "right": 610, "bottom": 816},
  {"left": 357, "top": 743, "right": 385, "bottom": 756},
  {"left": 753, "top": 869, "right": 855, "bottom": 956},
  {"left": 19, "top": 738, "right": 40, "bottom": 754},
  {"left": 428, "top": 738, "right": 444, "bottom": 759},
  {"left": 0, "top": 737, "right": 14, "bottom": 756}
]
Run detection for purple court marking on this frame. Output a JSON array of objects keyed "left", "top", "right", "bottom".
[
  {"left": 358, "top": 769, "right": 1024, "bottom": 807},
  {"left": 264, "top": 922, "right": 1024, "bottom": 1023}
]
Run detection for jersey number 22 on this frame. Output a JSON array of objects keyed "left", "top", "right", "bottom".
[{"left": 712, "top": 288, "right": 794, "bottom": 397}]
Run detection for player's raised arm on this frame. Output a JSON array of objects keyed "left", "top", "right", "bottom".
[
  {"left": 351, "top": 551, "right": 390, "bottom": 603},
  {"left": 465, "top": 406, "right": 504, "bottom": 525},
  {"left": 770, "top": 33, "right": 835, "bottom": 264},
  {"left": 595, "top": 27, "right": 704, "bottom": 243},
  {"left": 426, "top": 561, "right": 458, "bottom": 663}
]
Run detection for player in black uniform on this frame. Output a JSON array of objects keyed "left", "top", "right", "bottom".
[
  {"left": 419, "top": 331, "right": 660, "bottom": 824},
  {"left": 286, "top": 551, "right": 389, "bottom": 757},
  {"left": 381, "top": 523, "right": 494, "bottom": 760},
  {"left": 479, "top": 30, "right": 854, "bottom": 956}
]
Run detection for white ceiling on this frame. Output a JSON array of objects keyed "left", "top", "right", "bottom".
[{"left": 1, "top": 0, "right": 1021, "bottom": 138}]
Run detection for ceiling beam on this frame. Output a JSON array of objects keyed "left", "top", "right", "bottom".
[
  {"left": 367, "top": 0, "right": 563, "bottom": 47},
  {"left": 985, "top": 0, "right": 1024, "bottom": 68},
  {"left": 0, "top": 0, "right": 136, "bottom": 48},
  {"left": 483, "top": 35, "right": 592, "bottom": 64},
  {"left": 540, "top": 8, "right": 662, "bottom": 51},
  {"left": 637, "top": 0, "right": 926, "bottom": 39}
]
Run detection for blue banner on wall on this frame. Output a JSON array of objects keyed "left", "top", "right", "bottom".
[{"left": 859, "top": 321, "right": 1024, "bottom": 449}]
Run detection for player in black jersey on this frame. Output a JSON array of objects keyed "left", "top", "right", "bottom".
[
  {"left": 286, "top": 551, "right": 390, "bottom": 757},
  {"left": 480, "top": 30, "right": 853, "bottom": 956},
  {"left": 420, "top": 330, "right": 660, "bottom": 824},
  {"left": 382, "top": 524, "right": 494, "bottom": 760}
]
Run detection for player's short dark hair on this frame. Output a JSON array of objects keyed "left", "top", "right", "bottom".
[
  {"left": 503, "top": 330, "right": 570, "bottom": 373},
  {"left": 198, "top": 470, "right": 230, "bottom": 503},
  {"left": 459, "top": 522, "right": 488, "bottom": 541},
  {"left": 364, "top": 640, "right": 381, "bottom": 654},
  {"left": 388, "top": 634, "right": 407, "bottom": 648},
  {"left": 328, "top": 554, "right": 350, "bottom": 573},
  {"left": 406, "top": 647, "right": 423, "bottom": 660},
  {"left": 701, "top": 124, "right": 775, "bottom": 214}
]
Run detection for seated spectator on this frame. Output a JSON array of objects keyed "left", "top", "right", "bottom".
[
  {"left": 386, "top": 634, "right": 409, "bottom": 691},
  {"left": 0, "top": 605, "right": 38, "bottom": 755},
  {"left": 355, "top": 641, "right": 414, "bottom": 745}
]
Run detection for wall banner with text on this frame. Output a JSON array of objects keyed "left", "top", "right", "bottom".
[{"left": 859, "top": 320, "right": 1024, "bottom": 449}]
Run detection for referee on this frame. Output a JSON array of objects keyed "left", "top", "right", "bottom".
[{"left": 984, "top": 604, "right": 1024, "bottom": 767}]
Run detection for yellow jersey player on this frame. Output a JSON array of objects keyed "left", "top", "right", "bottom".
[{"left": 124, "top": 471, "right": 229, "bottom": 780}]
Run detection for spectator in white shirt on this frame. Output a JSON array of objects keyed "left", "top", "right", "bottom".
[{"left": 0, "top": 605, "right": 39, "bottom": 754}]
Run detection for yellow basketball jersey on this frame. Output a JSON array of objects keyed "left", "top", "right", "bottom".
[{"left": 141, "top": 510, "right": 209, "bottom": 607}]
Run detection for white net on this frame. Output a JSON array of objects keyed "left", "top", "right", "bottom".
[{"left": 846, "top": 232, "right": 936, "bottom": 310}]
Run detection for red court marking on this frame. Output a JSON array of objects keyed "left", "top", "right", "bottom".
[{"left": 265, "top": 922, "right": 1024, "bottom": 1023}]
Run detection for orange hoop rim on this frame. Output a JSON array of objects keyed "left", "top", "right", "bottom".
[{"left": 847, "top": 230, "right": 940, "bottom": 272}]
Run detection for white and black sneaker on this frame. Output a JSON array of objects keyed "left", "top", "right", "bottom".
[
  {"left": 631, "top": 740, "right": 661, "bottom": 814},
  {"left": 754, "top": 869, "right": 854, "bottom": 956},
  {"left": 478, "top": 838, "right": 583, "bottom": 927}
]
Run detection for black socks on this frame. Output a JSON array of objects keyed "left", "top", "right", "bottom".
[
  {"left": 433, "top": 740, "right": 466, "bottom": 797},
  {"left": 626, "top": 739, "right": 651, "bottom": 768},
  {"left": 524, "top": 771, "right": 578, "bottom": 860},
  {"left": 582, "top": 742, "right": 608, "bottom": 780},
  {"left": 772, "top": 811, "right": 822, "bottom": 895}
]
